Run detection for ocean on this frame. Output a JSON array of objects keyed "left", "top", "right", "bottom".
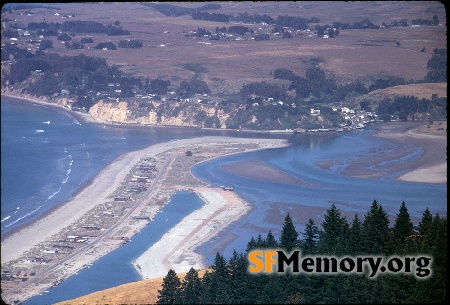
[
  {"left": 0, "top": 97, "right": 262, "bottom": 235},
  {"left": 2, "top": 97, "right": 446, "bottom": 304}
]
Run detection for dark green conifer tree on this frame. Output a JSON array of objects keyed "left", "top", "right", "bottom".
[
  {"left": 265, "top": 230, "right": 278, "bottom": 248},
  {"left": 392, "top": 201, "right": 414, "bottom": 252},
  {"left": 348, "top": 214, "right": 364, "bottom": 254},
  {"left": 212, "top": 252, "right": 227, "bottom": 278},
  {"left": 157, "top": 269, "right": 181, "bottom": 305},
  {"left": 246, "top": 236, "right": 257, "bottom": 252},
  {"left": 198, "top": 270, "right": 214, "bottom": 304},
  {"left": 279, "top": 213, "right": 299, "bottom": 252},
  {"left": 316, "top": 204, "right": 349, "bottom": 255},
  {"left": 175, "top": 267, "right": 201, "bottom": 304},
  {"left": 362, "top": 200, "right": 391, "bottom": 254},
  {"left": 302, "top": 218, "right": 319, "bottom": 255},
  {"left": 417, "top": 207, "right": 433, "bottom": 235},
  {"left": 406, "top": 213, "right": 447, "bottom": 304},
  {"left": 255, "top": 234, "right": 265, "bottom": 248},
  {"left": 208, "top": 253, "right": 230, "bottom": 303},
  {"left": 427, "top": 214, "right": 447, "bottom": 302},
  {"left": 226, "top": 250, "right": 251, "bottom": 303}
]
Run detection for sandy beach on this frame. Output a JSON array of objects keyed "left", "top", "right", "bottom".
[
  {"left": 2, "top": 94, "right": 446, "bottom": 303},
  {"left": 1, "top": 91, "right": 98, "bottom": 124},
  {"left": 133, "top": 187, "right": 250, "bottom": 279},
  {"left": 1, "top": 133, "right": 288, "bottom": 303},
  {"left": 315, "top": 121, "right": 446, "bottom": 185},
  {"left": 375, "top": 122, "right": 447, "bottom": 184}
]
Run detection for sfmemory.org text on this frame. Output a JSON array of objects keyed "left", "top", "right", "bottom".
[{"left": 248, "top": 250, "right": 432, "bottom": 279}]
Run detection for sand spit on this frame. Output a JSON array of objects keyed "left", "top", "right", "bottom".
[
  {"left": 1, "top": 136, "right": 288, "bottom": 304},
  {"left": 133, "top": 187, "right": 250, "bottom": 279}
]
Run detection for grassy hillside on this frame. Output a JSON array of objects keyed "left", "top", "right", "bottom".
[
  {"left": 3, "top": 2, "right": 446, "bottom": 94},
  {"left": 368, "top": 82, "right": 447, "bottom": 99},
  {"left": 55, "top": 270, "right": 208, "bottom": 305}
]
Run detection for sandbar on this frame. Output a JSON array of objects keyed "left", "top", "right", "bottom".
[
  {"left": 374, "top": 122, "right": 446, "bottom": 184},
  {"left": 1, "top": 135, "right": 288, "bottom": 303},
  {"left": 221, "top": 161, "right": 319, "bottom": 188},
  {"left": 132, "top": 187, "right": 250, "bottom": 279},
  {"left": 315, "top": 122, "right": 446, "bottom": 184}
]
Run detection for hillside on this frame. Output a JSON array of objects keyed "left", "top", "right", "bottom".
[
  {"left": 2, "top": 2, "right": 446, "bottom": 89},
  {"left": 55, "top": 269, "right": 208, "bottom": 305},
  {"left": 2, "top": 2, "right": 446, "bottom": 130},
  {"left": 55, "top": 276, "right": 164, "bottom": 305},
  {"left": 368, "top": 82, "right": 447, "bottom": 99}
]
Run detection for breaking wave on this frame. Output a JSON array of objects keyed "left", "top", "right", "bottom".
[{"left": 47, "top": 154, "right": 73, "bottom": 201}]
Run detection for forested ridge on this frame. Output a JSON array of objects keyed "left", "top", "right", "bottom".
[{"left": 157, "top": 201, "right": 446, "bottom": 304}]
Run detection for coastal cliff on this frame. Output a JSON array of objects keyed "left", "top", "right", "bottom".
[{"left": 89, "top": 100, "right": 231, "bottom": 128}]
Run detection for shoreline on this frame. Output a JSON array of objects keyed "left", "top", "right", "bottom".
[
  {"left": 372, "top": 121, "right": 447, "bottom": 185},
  {"left": 2, "top": 94, "right": 446, "bottom": 302},
  {"left": 2, "top": 92, "right": 280, "bottom": 134},
  {"left": 1, "top": 92, "right": 98, "bottom": 125},
  {"left": 1, "top": 136, "right": 289, "bottom": 303},
  {"left": 132, "top": 187, "right": 251, "bottom": 279},
  {"left": 1, "top": 171, "right": 100, "bottom": 242}
]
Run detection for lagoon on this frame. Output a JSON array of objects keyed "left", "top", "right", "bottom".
[{"left": 2, "top": 97, "right": 446, "bottom": 304}]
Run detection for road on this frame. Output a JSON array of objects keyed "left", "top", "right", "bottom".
[{"left": 2, "top": 155, "right": 174, "bottom": 300}]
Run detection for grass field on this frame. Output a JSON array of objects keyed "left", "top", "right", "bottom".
[{"left": 4, "top": 2, "right": 446, "bottom": 95}]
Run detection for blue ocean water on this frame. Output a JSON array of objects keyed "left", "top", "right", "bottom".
[
  {"left": 23, "top": 191, "right": 204, "bottom": 305},
  {"left": 0, "top": 97, "right": 257, "bottom": 234},
  {"left": 2, "top": 97, "right": 447, "bottom": 304}
]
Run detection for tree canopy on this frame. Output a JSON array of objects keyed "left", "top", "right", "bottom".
[{"left": 157, "top": 200, "right": 446, "bottom": 304}]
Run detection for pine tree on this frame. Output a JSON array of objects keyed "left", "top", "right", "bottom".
[
  {"left": 212, "top": 252, "right": 227, "bottom": 278},
  {"left": 279, "top": 213, "right": 299, "bottom": 252},
  {"left": 157, "top": 269, "right": 181, "bottom": 305},
  {"left": 362, "top": 200, "right": 391, "bottom": 254},
  {"left": 417, "top": 207, "right": 433, "bottom": 235},
  {"left": 348, "top": 214, "right": 364, "bottom": 255},
  {"left": 246, "top": 236, "right": 257, "bottom": 252},
  {"left": 226, "top": 250, "right": 251, "bottom": 303},
  {"left": 208, "top": 253, "right": 229, "bottom": 304},
  {"left": 411, "top": 213, "right": 447, "bottom": 303},
  {"left": 265, "top": 230, "right": 278, "bottom": 248},
  {"left": 316, "top": 204, "right": 349, "bottom": 255},
  {"left": 302, "top": 218, "right": 319, "bottom": 255},
  {"left": 176, "top": 267, "right": 201, "bottom": 304},
  {"left": 392, "top": 201, "right": 414, "bottom": 251},
  {"left": 255, "top": 234, "right": 265, "bottom": 248}
]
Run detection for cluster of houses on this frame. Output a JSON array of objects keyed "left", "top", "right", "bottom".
[
  {"left": 18, "top": 157, "right": 159, "bottom": 268},
  {"left": 121, "top": 157, "right": 156, "bottom": 197},
  {"left": 294, "top": 106, "right": 377, "bottom": 133},
  {"left": 1, "top": 269, "right": 33, "bottom": 283}
]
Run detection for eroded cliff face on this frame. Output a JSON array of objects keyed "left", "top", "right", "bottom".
[{"left": 88, "top": 100, "right": 231, "bottom": 128}]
